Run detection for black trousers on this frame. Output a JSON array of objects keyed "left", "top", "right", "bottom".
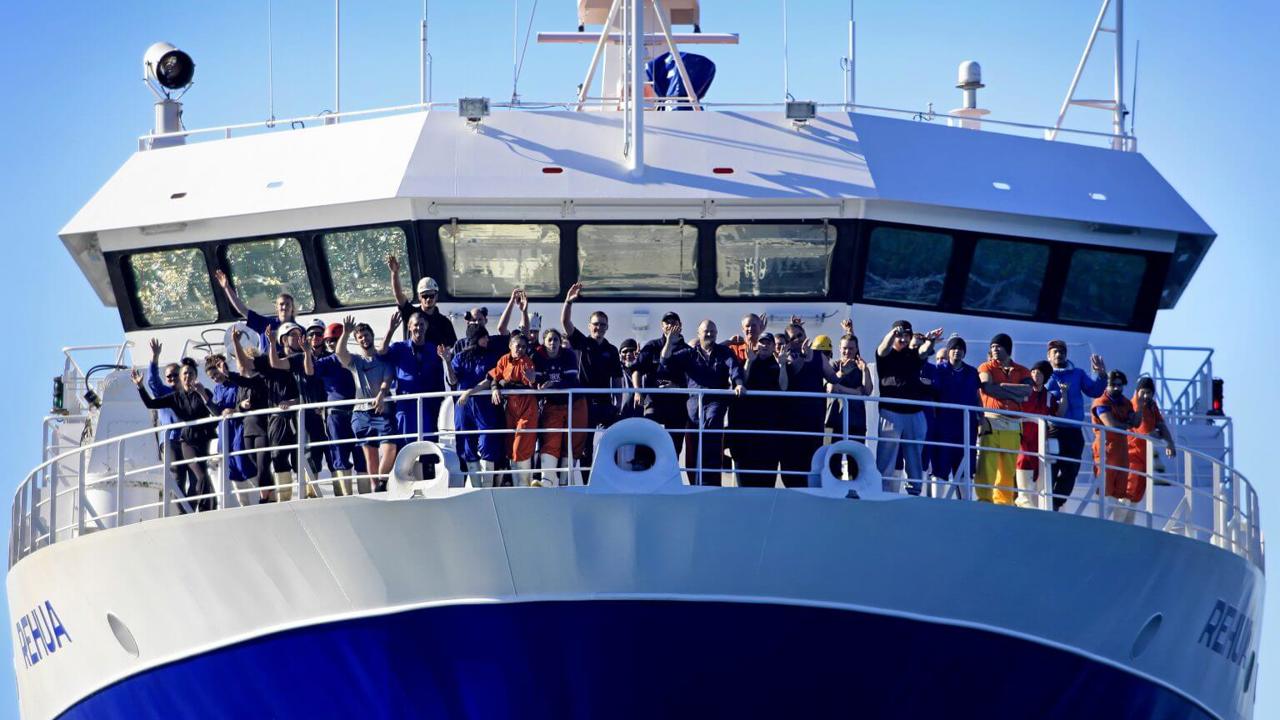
[
  {"left": 1050, "top": 425, "right": 1086, "bottom": 511},
  {"left": 733, "top": 426, "right": 782, "bottom": 488},
  {"left": 579, "top": 397, "right": 619, "bottom": 484},
  {"left": 242, "top": 433, "right": 272, "bottom": 493},
  {"left": 176, "top": 440, "right": 216, "bottom": 513}
]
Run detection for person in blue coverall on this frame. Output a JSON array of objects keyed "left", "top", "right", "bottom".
[
  {"left": 926, "top": 336, "right": 981, "bottom": 498},
  {"left": 380, "top": 310, "right": 447, "bottom": 445},
  {"left": 214, "top": 269, "right": 298, "bottom": 355}
]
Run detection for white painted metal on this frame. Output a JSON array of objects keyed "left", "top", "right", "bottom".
[{"left": 1050, "top": 0, "right": 1129, "bottom": 149}]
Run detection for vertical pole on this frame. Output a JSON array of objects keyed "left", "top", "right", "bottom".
[
  {"left": 1212, "top": 462, "right": 1224, "bottom": 549},
  {"left": 296, "top": 408, "right": 308, "bottom": 501},
  {"left": 960, "top": 410, "right": 972, "bottom": 501},
  {"left": 567, "top": 390, "right": 574, "bottom": 486},
  {"left": 1183, "top": 447, "right": 1195, "bottom": 539},
  {"left": 76, "top": 452, "right": 86, "bottom": 535},
  {"left": 1144, "top": 436, "right": 1155, "bottom": 528},
  {"left": 628, "top": 0, "right": 645, "bottom": 175},
  {"left": 781, "top": 0, "right": 790, "bottom": 100},
  {"left": 1098, "top": 427, "right": 1108, "bottom": 521},
  {"left": 1036, "top": 418, "right": 1050, "bottom": 511},
  {"left": 48, "top": 463, "right": 58, "bottom": 546},
  {"left": 841, "top": 398, "right": 851, "bottom": 482},
  {"left": 1230, "top": 466, "right": 1240, "bottom": 555},
  {"left": 846, "top": 0, "right": 855, "bottom": 108},
  {"left": 220, "top": 418, "right": 232, "bottom": 509},
  {"left": 1111, "top": 0, "right": 1125, "bottom": 149},
  {"left": 267, "top": 0, "right": 275, "bottom": 123},
  {"left": 115, "top": 441, "right": 126, "bottom": 528},
  {"left": 696, "top": 392, "right": 705, "bottom": 486},
  {"left": 420, "top": 0, "right": 429, "bottom": 104},
  {"left": 160, "top": 438, "right": 171, "bottom": 519},
  {"left": 334, "top": 0, "right": 341, "bottom": 122},
  {"left": 417, "top": 397, "right": 425, "bottom": 442}
]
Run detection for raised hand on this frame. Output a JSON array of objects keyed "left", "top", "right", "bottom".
[
  {"left": 565, "top": 282, "right": 583, "bottom": 303},
  {"left": 789, "top": 315, "right": 805, "bottom": 327},
  {"left": 436, "top": 344, "right": 453, "bottom": 361},
  {"left": 213, "top": 269, "right": 230, "bottom": 290},
  {"left": 386, "top": 254, "right": 400, "bottom": 274},
  {"left": 516, "top": 290, "right": 529, "bottom": 312},
  {"left": 342, "top": 315, "right": 355, "bottom": 334},
  {"left": 130, "top": 369, "right": 144, "bottom": 386},
  {"left": 926, "top": 327, "right": 944, "bottom": 341},
  {"left": 149, "top": 338, "right": 162, "bottom": 359},
  {"left": 389, "top": 311, "right": 402, "bottom": 332},
  {"left": 840, "top": 318, "right": 854, "bottom": 335},
  {"left": 1091, "top": 354, "right": 1106, "bottom": 374}
]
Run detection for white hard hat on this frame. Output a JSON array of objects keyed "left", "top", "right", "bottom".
[{"left": 416, "top": 277, "right": 440, "bottom": 295}]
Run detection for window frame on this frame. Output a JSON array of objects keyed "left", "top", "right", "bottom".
[
  {"left": 315, "top": 221, "right": 417, "bottom": 309},
  {"left": 431, "top": 221, "right": 566, "bottom": 300},
  {"left": 219, "top": 235, "right": 317, "bottom": 314},
  {"left": 709, "top": 219, "right": 849, "bottom": 301},
  {"left": 857, "top": 223, "right": 958, "bottom": 308},
  {"left": 574, "top": 221, "right": 702, "bottom": 299},
  {"left": 119, "top": 245, "right": 220, "bottom": 329},
  {"left": 960, "top": 236, "right": 1053, "bottom": 318},
  {"left": 1056, "top": 246, "right": 1155, "bottom": 328}
]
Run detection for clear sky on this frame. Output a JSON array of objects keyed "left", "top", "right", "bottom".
[{"left": 0, "top": 1, "right": 1276, "bottom": 716}]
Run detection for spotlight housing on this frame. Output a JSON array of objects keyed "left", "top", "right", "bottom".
[
  {"left": 143, "top": 42, "right": 195, "bottom": 95},
  {"left": 459, "top": 97, "right": 491, "bottom": 123}
]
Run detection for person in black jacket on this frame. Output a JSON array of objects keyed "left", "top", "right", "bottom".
[{"left": 132, "top": 364, "right": 219, "bottom": 512}]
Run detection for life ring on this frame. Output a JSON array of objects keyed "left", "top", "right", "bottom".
[{"left": 587, "top": 417, "right": 683, "bottom": 494}]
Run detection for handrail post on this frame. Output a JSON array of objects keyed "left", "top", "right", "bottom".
[
  {"left": 1144, "top": 435, "right": 1156, "bottom": 528},
  {"left": 76, "top": 452, "right": 86, "bottom": 536},
  {"left": 1036, "top": 417, "right": 1050, "bottom": 511},
  {"left": 1230, "top": 466, "right": 1241, "bottom": 556},
  {"left": 960, "top": 410, "right": 972, "bottom": 501},
  {"left": 220, "top": 418, "right": 232, "bottom": 509},
  {"left": 1212, "top": 462, "right": 1225, "bottom": 549},
  {"left": 696, "top": 391, "right": 705, "bottom": 486},
  {"left": 296, "top": 407, "right": 308, "bottom": 501},
  {"left": 416, "top": 396, "right": 425, "bottom": 442},
  {"left": 27, "top": 473, "right": 37, "bottom": 553},
  {"left": 1098, "top": 427, "right": 1108, "bottom": 521},
  {"left": 115, "top": 441, "right": 126, "bottom": 528},
  {"left": 47, "top": 462, "right": 58, "bottom": 545},
  {"left": 160, "top": 439, "right": 171, "bottom": 518},
  {"left": 841, "top": 398, "right": 850, "bottom": 482},
  {"left": 567, "top": 390, "right": 575, "bottom": 486},
  {"left": 1183, "top": 448, "right": 1195, "bottom": 539}
]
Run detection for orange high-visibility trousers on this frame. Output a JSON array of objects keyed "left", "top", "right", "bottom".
[
  {"left": 1125, "top": 441, "right": 1150, "bottom": 503},
  {"left": 540, "top": 398, "right": 590, "bottom": 461},
  {"left": 505, "top": 395, "right": 539, "bottom": 462},
  {"left": 1093, "top": 427, "right": 1130, "bottom": 500}
]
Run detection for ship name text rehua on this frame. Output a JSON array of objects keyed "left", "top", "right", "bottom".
[
  {"left": 1199, "top": 598, "right": 1254, "bottom": 666},
  {"left": 15, "top": 601, "right": 71, "bottom": 670}
]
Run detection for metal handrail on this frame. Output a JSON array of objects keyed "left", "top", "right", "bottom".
[{"left": 12, "top": 386, "right": 1260, "bottom": 571}]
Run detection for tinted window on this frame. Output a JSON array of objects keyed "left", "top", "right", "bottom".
[
  {"left": 127, "top": 248, "right": 217, "bottom": 326},
  {"left": 963, "top": 238, "right": 1049, "bottom": 316},
  {"left": 715, "top": 224, "right": 835, "bottom": 297},
  {"left": 322, "top": 226, "right": 409, "bottom": 306},
  {"left": 438, "top": 224, "right": 560, "bottom": 297},
  {"left": 1060, "top": 249, "right": 1147, "bottom": 326},
  {"left": 863, "top": 227, "right": 953, "bottom": 305},
  {"left": 578, "top": 224, "right": 697, "bottom": 297},
  {"left": 225, "top": 237, "right": 314, "bottom": 312}
]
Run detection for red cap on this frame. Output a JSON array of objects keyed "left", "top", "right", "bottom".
[{"left": 324, "top": 322, "right": 344, "bottom": 340}]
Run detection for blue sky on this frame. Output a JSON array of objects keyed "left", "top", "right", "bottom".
[{"left": 0, "top": 0, "right": 1276, "bottom": 716}]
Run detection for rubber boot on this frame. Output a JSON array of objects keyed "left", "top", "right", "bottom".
[
  {"left": 272, "top": 472, "right": 294, "bottom": 503},
  {"left": 512, "top": 459, "right": 533, "bottom": 487},
  {"left": 538, "top": 454, "right": 560, "bottom": 488},
  {"left": 331, "top": 470, "right": 352, "bottom": 497},
  {"left": 304, "top": 467, "right": 323, "bottom": 499},
  {"left": 1015, "top": 469, "right": 1039, "bottom": 509}
]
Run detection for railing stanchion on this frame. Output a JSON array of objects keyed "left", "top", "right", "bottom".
[
  {"left": 1145, "top": 433, "right": 1155, "bottom": 529},
  {"left": 960, "top": 410, "right": 972, "bottom": 501},
  {"left": 1036, "top": 417, "right": 1050, "bottom": 511},
  {"left": 841, "top": 398, "right": 850, "bottom": 482},
  {"left": 27, "top": 472, "right": 37, "bottom": 554},
  {"left": 115, "top": 441, "right": 126, "bottom": 528},
  {"left": 416, "top": 397, "right": 425, "bottom": 443},
  {"left": 1230, "top": 465, "right": 1241, "bottom": 555},
  {"left": 160, "top": 439, "right": 171, "bottom": 518},
  {"left": 296, "top": 407, "right": 308, "bottom": 501},
  {"left": 1184, "top": 449, "right": 1195, "bottom": 539},
  {"left": 76, "top": 451, "right": 86, "bottom": 537},
  {"left": 567, "top": 390, "right": 575, "bottom": 487},
  {"left": 696, "top": 392, "right": 705, "bottom": 486},
  {"left": 48, "top": 463, "right": 58, "bottom": 546},
  {"left": 1098, "top": 427, "right": 1108, "bottom": 521},
  {"left": 220, "top": 418, "right": 232, "bottom": 509},
  {"left": 1212, "top": 462, "right": 1225, "bottom": 549}
]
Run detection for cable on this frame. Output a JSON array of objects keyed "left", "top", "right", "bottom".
[{"left": 512, "top": 0, "right": 541, "bottom": 104}]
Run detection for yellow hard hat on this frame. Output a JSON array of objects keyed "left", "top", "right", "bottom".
[{"left": 811, "top": 334, "right": 833, "bottom": 352}]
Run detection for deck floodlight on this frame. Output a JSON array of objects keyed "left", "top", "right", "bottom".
[
  {"left": 459, "top": 97, "right": 491, "bottom": 123},
  {"left": 785, "top": 100, "right": 817, "bottom": 123},
  {"left": 143, "top": 42, "right": 195, "bottom": 97}
]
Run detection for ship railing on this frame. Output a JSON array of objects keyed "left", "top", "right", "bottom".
[
  {"left": 10, "top": 387, "right": 1259, "bottom": 571},
  {"left": 137, "top": 100, "right": 1134, "bottom": 152},
  {"left": 1143, "top": 345, "right": 1216, "bottom": 420}
]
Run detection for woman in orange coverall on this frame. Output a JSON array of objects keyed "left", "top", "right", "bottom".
[
  {"left": 1091, "top": 370, "right": 1138, "bottom": 500},
  {"left": 1126, "top": 376, "right": 1177, "bottom": 502},
  {"left": 458, "top": 334, "right": 539, "bottom": 485}
]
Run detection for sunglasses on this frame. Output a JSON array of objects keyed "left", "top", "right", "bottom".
[
  {"left": 419, "top": 292, "right": 438, "bottom": 300},
  {"left": 164, "top": 374, "right": 178, "bottom": 380}
]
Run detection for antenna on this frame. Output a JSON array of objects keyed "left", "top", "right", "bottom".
[
  {"left": 333, "top": 0, "right": 341, "bottom": 123},
  {"left": 1130, "top": 39, "right": 1140, "bottom": 141},
  {"left": 1049, "top": 0, "right": 1129, "bottom": 149},
  {"left": 843, "top": 0, "right": 855, "bottom": 108},
  {"left": 782, "top": 0, "right": 792, "bottom": 101},
  {"left": 420, "top": 0, "right": 431, "bottom": 105},
  {"left": 267, "top": 0, "right": 275, "bottom": 124}
]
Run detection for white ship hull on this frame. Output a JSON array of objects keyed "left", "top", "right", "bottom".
[{"left": 8, "top": 488, "right": 1262, "bottom": 719}]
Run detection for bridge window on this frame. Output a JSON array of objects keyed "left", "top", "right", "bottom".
[
  {"left": 1059, "top": 249, "right": 1147, "bottom": 326},
  {"left": 438, "top": 223, "right": 560, "bottom": 297},
  {"left": 321, "top": 226, "right": 409, "bottom": 306},
  {"left": 578, "top": 224, "right": 698, "bottom": 297},
  {"left": 863, "top": 227, "right": 952, "bottom": 305},
  {"left": 963, "top": 238, "right": 1049, "bottom": 316},
  {"left": 127, "top": 248, "right": 217, "bottom": 326},
  {"left": 715, "top": 223, "right": 835, "bottom": 297},
  {"left": 225, "top": 237, "right": 314, "bottom": 312}
]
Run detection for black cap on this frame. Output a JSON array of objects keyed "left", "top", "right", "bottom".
[
  {"left": 1108, "top": 369, "right": 1129, "bottom": 386},
  {"left": 465, "top": 323, "right": 489, "bottom": 346},
  {"left": 1136, "top": 376, "right": 1155, "bottom": 392},
  {"left": 1047, "top": 339, "right": 1068, "bottom": 353},
  {"left": 990, "top": 333, "right": 1013, "bottom": 356},
  {"left": 661, "top": 311, "right": 681, "bottom": 325},
  {"left": 946, "top": 335, "right": 967, "bottom": 353},
  {"left": 620, "top": 338, "right": 638, "bottom": 352},
  {"left": 1031, "top": 360, "right": 1054, "bottom": 377},
  {"left": 892, "top": 319, "right": 913, "bottom": 334}
]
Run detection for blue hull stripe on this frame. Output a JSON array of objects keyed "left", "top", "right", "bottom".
[{"left": 60, "top": 600, "right": 1213, "bottom": 719}]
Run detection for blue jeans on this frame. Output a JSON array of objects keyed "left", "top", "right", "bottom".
[{"left": 876, "top": 409, "right": 927, "bottom": 494}]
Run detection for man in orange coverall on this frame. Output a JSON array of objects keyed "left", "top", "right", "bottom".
[
  {"left": 1126, "top": 376, "right": 1177, "bottom": 502},
  {"left": 1091, "top": 370, "right": 1139, "bottom": 500}
]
